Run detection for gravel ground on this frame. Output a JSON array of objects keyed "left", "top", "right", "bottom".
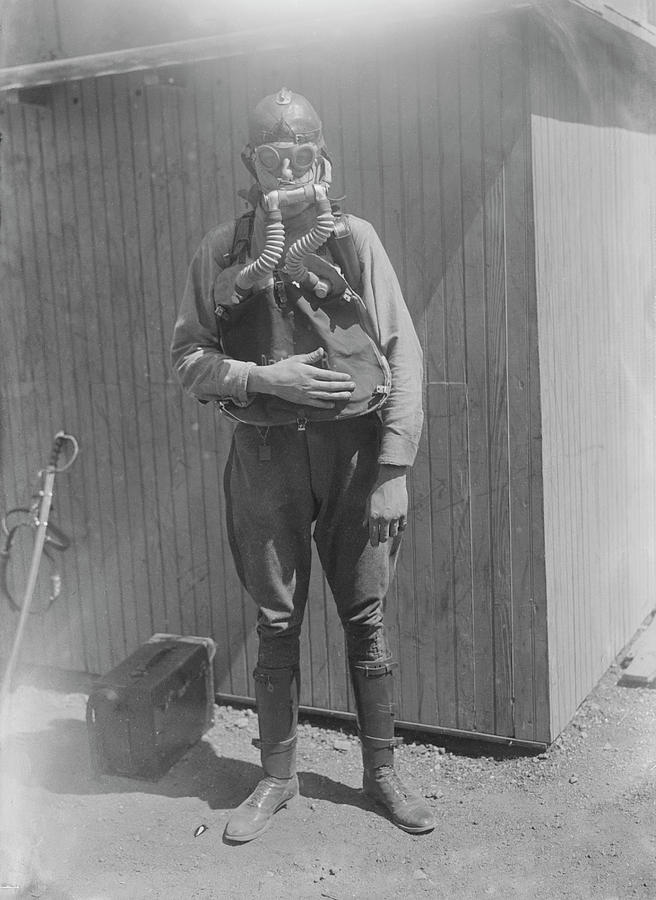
[{"left": 0, "top": 652, "right": 655, "bottom": 899}]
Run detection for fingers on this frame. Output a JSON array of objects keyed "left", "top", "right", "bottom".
[
  {"left": 311, "top": 368, "right": 354, "bottom": 383},
  {"left": 367, "top": 516, "right": 407, "bottom": 546},
  {"left": 307, "top": 385, "right": 354, "bottom": 397},
  {"left": 304, "top": 366, "right": 355, "bottom": 403},
  {"left": 303, "top": 347, "right": 326, "bottom": 363},
  {"left": 306, "top": 391, "right": 354, "bottom": 404},
  {"left": 390, "top": 516, "right": 407, "bottom": 538},
  {"left": 298, "top": 350, "right": 353, "bottom": 382},
  {"left": 304, "top": 396, "right": 350, "bottom": 408}
]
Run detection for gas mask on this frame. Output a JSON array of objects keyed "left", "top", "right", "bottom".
[
  {"left": 241, "top": 87, "right": 332, "bottom": 196},
  {"left": 233, "top": 88, "right": 337, "bottom": 300}
]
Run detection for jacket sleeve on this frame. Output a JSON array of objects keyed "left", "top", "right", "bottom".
[
  {"left": 350, "top": 218, "right": 425, "bottom": 467},
  {"left": 170, "top": 224, "right": 256, "bottom": 406}
]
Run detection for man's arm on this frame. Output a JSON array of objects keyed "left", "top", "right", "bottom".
[
  {"left": 171, "top": 226, "right": 258, "bottom": 406},
  {"left": 349, "top": 218, "right": 425, "bottom": 545}
]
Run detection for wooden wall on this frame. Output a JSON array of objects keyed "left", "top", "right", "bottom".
[
  {"left": 529, "top": 15, "right": 656, "bottom": 736},
  {"left": 0, "top": 15, "right": 550, "bottom": 741}
]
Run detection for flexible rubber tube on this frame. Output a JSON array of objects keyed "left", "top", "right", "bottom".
[
  {"left": 284, "top": 184, "right": 335, "bottom": 289},
  {"left": 234, "top": 195, "right": 285, "bottom": 296}
]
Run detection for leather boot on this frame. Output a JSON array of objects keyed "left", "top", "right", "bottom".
[
  {"left": 224, "top": 666, "right": 300, "bottom": 843},
  {"left": 350, "top": 659, "right": 435, "bottom": 835}
]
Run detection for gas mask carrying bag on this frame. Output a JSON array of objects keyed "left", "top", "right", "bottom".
[
  {"left": 86, "top": 634, "right": 216, "bottom": 781},
  {"left": 214, "top": 212, "right": 391, "bottom": 428}
]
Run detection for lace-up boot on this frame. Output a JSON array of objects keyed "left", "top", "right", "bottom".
[
  {"left": 223, "top": 774, "right": 299, "bottom": 843},
  {"left": 224, "top": 665, "right": 300, "bottom": 842},
  {"left": 350, "top": 659, "right": 435, "bottom": 834},
  {"left": 363, "top": 765, "right": 434, "bottom": 834}
]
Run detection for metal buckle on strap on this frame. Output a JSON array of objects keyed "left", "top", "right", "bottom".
[
  {"left": 358, "top": 733, "right": 403, "bottom": 750},
  {"left": 252, "top": 736, "right": 296, "bottom": 751},
  {"left": 273, "top": 277, "right": 287, "bottom": 308},
  {"left": 253, "top": 671, "right": 274, "bottom": 692},
  {"left": 352, "top": 660, "right": 397, "bottom": 677}
]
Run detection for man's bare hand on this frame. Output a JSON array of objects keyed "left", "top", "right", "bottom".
[
  {"left": 247, "top": 347, "right": 355, "bottom": 408},
  {"left": 364, "top": 465, "right": 409, "bottom": 546}
]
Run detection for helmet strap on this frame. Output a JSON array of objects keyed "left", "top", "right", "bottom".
[{"left": 240, "top": 144, "right": 258, "bottom": 181}]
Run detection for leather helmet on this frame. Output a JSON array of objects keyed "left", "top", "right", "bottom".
[{"left": 248, "top": 87, "right": 324, "bottom": 147}]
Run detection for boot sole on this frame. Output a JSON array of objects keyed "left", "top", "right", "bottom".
[
  {"left": 363, "top": 790, "right": 435, "bottom": 835},
  {"left": 223, "top": 793, "right": 297, "bottom": 843}
]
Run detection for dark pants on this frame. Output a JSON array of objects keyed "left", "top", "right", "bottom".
[{"left": 224, "top": 414, "right": 401, "bottom": 668}]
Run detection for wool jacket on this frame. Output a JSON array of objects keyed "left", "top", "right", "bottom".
[{"left": 170, "top": 204, "right": 424, "bottom": 467}]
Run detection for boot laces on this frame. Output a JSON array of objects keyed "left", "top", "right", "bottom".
[
  {"left": 246, "top": 777, "right": 288, "bottom": 807},
  {"left": 375, "top": 765, "right": 409, "bottom": 800}
]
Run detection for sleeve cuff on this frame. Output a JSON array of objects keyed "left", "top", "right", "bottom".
[
  {"left": 377, "top": 433, "right": 419, "bottom": 468},
  {"left": 218, "top": 360, "right": 257, "bottom": 407}
]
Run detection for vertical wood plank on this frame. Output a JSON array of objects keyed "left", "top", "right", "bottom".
[
  {"left": 37, "top": 83, "right": 98, "bottom": 671},
  {"left": 95, "top": 74, "right": 151, "bottom": 654},
  {"left": 459, "top": 31, "right": 490, "bottom": 733},
  {"left": 80, "top": 76, "right": 131, "bottom": 665},
  {"left": 480, "top": 23, "right": 514, "bottom": 737},
  {"left": 428, "top": 382, "right": 472, "bottom": 730},
  {"left": 8, "top": 102, "right": 60, "bottom": 664},
  {"left": 51, "top": 82, "right": 104, "bottom": 673},
  {"left": 127, "top": 76, "right": 180, "bottom": 644},
  {"left": 64, "top": 79, "right": 115, "bottom": 674},
  {"left": 420, "top": 38, "right": 447, "bottom": 387},
  {"left": 158, "top": 78, "right": 205, "bottom": 641},
  {"left": 110, "top": 72, "right": 165, "bottom": 646},
  {"left": 514, "top": 18, "right": 550, "bottom": 741},
  {"left": 143, "top": 78, "right": 188, "bottom": 640}
]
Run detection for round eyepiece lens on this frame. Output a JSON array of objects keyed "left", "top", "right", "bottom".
[
  {"left": 257, "top": 146, "right": 280, "bottom": 170},
  {"left": 293, "top": 146, "right": 315, "bottom": 170}
]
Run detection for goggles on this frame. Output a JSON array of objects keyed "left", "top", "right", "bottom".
[{"left": 254, "top": 142, "right": 318, "bottom": 174}]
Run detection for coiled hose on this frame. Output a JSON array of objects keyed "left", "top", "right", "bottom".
[
  {"left": 232, "top": 192, "right": 285, "bottom": 301},
  {"left": 283, "top": 184, "right": 335, "bottom": 297}
]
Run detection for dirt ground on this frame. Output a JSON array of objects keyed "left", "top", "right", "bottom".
[{"left": 1, "top": 646, "right": 655, "bottom": 900}]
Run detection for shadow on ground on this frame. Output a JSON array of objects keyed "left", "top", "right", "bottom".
[{"left": 0, "top": 717, "right": 367, "bottom": 814}]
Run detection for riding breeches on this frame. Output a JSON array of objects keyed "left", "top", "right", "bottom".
[{"left": 224, "top": 414, "right": 401, "bottom": 667}]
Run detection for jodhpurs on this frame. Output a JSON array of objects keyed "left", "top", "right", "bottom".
[{"left": 224, "top": 414, "right": 401, "bottom": 668}]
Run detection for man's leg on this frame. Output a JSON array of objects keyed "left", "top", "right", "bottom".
[
  {"left": 311, "top": 418, "right": 435, "bottom": 834},
  {"left": 223, "top": 424, "right": 314, "bottom": 842},
  {"left": 224, "top": 664, "right": 300, "bottom": 842},
  {"left": 349, "top": 655, "right": 434, "bottom": 833}
]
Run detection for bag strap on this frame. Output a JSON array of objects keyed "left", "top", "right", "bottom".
[
  {"left": 326, "top": 205, "right": 363, "bottom": 294},
  {"left": 224, "top": 210, "right": 255, "bottom": 267}
]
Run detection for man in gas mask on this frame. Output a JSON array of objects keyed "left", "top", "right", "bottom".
[{"left": 171, "top": 88, "right": 434, "bottom": 841}]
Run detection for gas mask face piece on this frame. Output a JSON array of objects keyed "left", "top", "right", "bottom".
[
  {"left": 243, "top": 87, "right": 333, "bottom": 198},
  {"left": 252, "top": 141, "right": 319, "bottom": 193}
]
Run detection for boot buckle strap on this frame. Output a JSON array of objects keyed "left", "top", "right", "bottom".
[
  {"left": 252, "top": 735, "right": 297, "bottom": 751},
  {"left": 351, "top": 660, "right": 398, "bottom": 678},
  {"left": 253, "top": 671, "right": 274, "bottom": 692},
  {"left": 359, "top": 733, "right": 403, "bottom": 751}
]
